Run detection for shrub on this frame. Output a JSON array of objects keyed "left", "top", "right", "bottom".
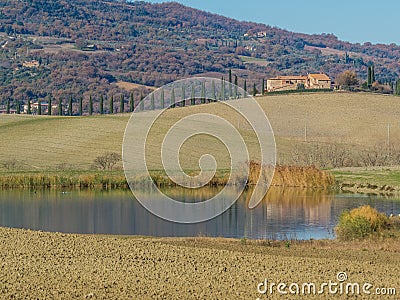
[{"left": 335, "top": 205, "right": 388, "bottom": 240}]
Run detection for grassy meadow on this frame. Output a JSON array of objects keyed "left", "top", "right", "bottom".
[{"left": 1, "top": 92, "right": 400, "bottom": 188}]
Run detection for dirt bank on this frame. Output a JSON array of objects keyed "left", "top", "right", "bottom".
[{"left": 0, "top": 227, "right": 399, "bottom": 299}]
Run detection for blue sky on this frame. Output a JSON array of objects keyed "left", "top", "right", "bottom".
[{"left": 143, "top": 0, "right": 400, "bottom": 45}]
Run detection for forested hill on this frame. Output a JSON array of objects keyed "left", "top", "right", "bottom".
[{"left": 0, "top": 0, "right": 399, "bottom": 107}]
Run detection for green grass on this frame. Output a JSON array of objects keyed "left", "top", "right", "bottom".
[{"left": 332, "top": 168, "right": 400, "bottom": 189}]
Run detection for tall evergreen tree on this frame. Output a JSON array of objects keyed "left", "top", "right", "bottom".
[
  {"left": 367, "top": 65, "right": 372, "bottom": 88},
  {"left": 396, "top": 79, "right": 400, "bottom": 95},
  {"left": 181, "top": 86, "right": 186, "bottom": 107},
  {"left": 344, "top": 52, "right": 349, "bottom": 64},
  {"left": 253, "top": 83, "right": 257, "bottom": 96},
  {"left": 79, "top": 97, "right": 83, "bottom": 116},
  {"left": 6, "top": 99, "right": 10, "bottom": 114},
  {"left": 220, "top": 78, "right": 225, "bottom": 100},
  {"left": 129, "top": 93, "right": 134, "bottom": 112},
  {"left": 191, "top": 85, "right": 195, "bottom": 105},
  {"left": 100, "top": 95, "right": 104, "bottom": 114},
  {"left": 16, "top": 100, "right": 20, "bottom": 114},
  {"left": 68, "top": 96, "right": 73, "bottom": 116},
  {"left": 38, "top": 100, "right": 42, "bottom": 115},
  {"left": 27, "top": 99, "right": 31, "bottom": 114},
  {"left": 58, "top": 99, "right": 62, "bottom": 116},
  {"left": 211, "top": 80, "right": 216, "bottom": 101},
  {"left": 48, "top": 95, "right": 52, "bottom": 116},
  {"left": 110, "top": 96, "right": 114, "bottom": 114},
  {"left": 372, "top": 65, "right": 375, "bottom": 83},
  {"left": 89, "top": 95, "right": 93, "bottom": 115},
  {"left": 262, "top": 79, "right": 265, "bottom": 95},
  {"left": 244, "top": 80, "right": 247, "bottom": 92},
  {"left": 201, "top": 82, "right": 206, "bottom": 103},
  {"left": 161, "top": 89, "right": 165, "bottom": 109},
  {"left": 171, "top": 88, "right": 176, "bottom": 108},
  {"left": 228, "top": 69, "right": 232, "bottom": 84},
  {"left": 234, "top": 75, "right": 238, "bottom": 99},
  {"left": 140, "top": 93, "right": 144, "bottom": 111},
  {"left": 151, "top": 93, "right": 155, "bottom": 110},
  {"left": 120, "top": 94, "right": 124, "bottom": 113}
]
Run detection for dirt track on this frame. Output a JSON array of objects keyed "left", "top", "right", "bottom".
[{"left": 0, "top": 227, "right": 399, "bottom": 299}]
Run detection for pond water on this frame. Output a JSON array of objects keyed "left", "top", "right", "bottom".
[{"left": 0, "top": 188, "right": 399, "bottom": 240}]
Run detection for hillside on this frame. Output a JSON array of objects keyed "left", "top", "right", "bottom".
[
  {"left": 1, "top": 0, "right": 400, "bottom": 110},
  {"left": 1, "top": 93, "right": 399, "bottom": 171}
]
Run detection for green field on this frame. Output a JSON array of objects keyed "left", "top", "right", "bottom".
[{"left": 1, "top": 92, "right": 400, "bottom": 175}]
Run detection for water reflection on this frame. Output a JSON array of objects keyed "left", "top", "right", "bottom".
[{"left": 0, "top": 188, "right": 399, "bottom": 240}]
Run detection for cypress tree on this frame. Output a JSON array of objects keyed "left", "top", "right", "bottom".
[
  {"left": 38, "top": 100, "right": 42, "bottom": 115},
  {"left": 129, "top": 93, "right": 134, "bottom": 112},
  {"left": 234, "top": 75, "right": 238, "bottom": 99},
  {"left": 396, "top": 79, "right": 400, "bottom": 95},
  {"left": 120, "top": 94, "right": 124, "bottom": 113},
  {"left": 110, "top": 96, "right": 114, "bottom": 114},
  {"left": 161, "top": 89, "right": 165, "bottom": 109},
  {"left": 140, "top": 92, "right": 144, "bottom": 111},
  {"left": 151, "top": 93, "right": 155, "bottom": 110},
  {"left": 48, "top": 95, "right": 52, "bottom": 116},
  {"left": 372, "top": 65, "right": 375, "bottom": 83},
  {"left": 89, "top": 95, "right": 93, "bottom": 115},
  {"left": 79, "top": 97, "right": 83, "bottom": 116},
  {"left": 171, "top": 88, "right": 175, "bottom": 108},
  {"left": 211, "top": 80, "right": 216, "bottom": 101},
  {"left": 244, "top": 80, "right": 247, "bottom": 92},
  {"left": 181, "top": 86, "right": 185, "bottom": 107},
  {"left": 68, "top": 96, "right": 73, "bottom": 116},
  {"left": 16, "top": 100, "right": 20, "bottom": 114},
  {"left": 228, "top": 69, "right": 232, "bottom": 84},
  {"left": 201, "top": 82, "right": 206, "bottom": 104},
  {"left": 27, "top": 99, "right": 31, "bottom": 114},
  {"left": 262, "top": 79, "right": 265, "bottom": 95},
  {"left": 220, "top": 78, "right": 225, "bottom": 100},
  {"left": 6, "top": 99, "right": 10, "bottom": 114},
  {"left": 367, "top": 66, "right": 372, "bottom": 88},
  {"left": 253, "top": 83, "right": 257, "bottom": 96},
  {"left": 58, "top": 99, "right": 62, "bottom": 116},
  {"left": 100, "top": 95, "right": 104, "bottom": 114},
  {"left": 191, "top": 85, "right": 195, "bottom": 105}
]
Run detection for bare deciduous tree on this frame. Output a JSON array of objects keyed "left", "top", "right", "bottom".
[{"left": 93, "top": 152, "right": 122, "bottom": 170}]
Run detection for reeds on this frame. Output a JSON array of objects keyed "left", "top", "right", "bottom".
[
  {"left": 0, "top": 172, "right": 128, "bottom": 189},
  {"left": 0, "top": 163, "right": 335, "bottom": 190}
]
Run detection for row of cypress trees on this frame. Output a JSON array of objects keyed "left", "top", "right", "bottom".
[
  {"left": 5, "top": 70, "right": 268, "bottom": 115},
  {"left": 6, "top": 93, "right": 140, "bottom": 116}
]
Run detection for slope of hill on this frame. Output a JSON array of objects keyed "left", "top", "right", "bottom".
[
  {"left": 0, "top": 0, "right": 399, "bottom": 109},
  {"left": 1, "top": 93, "right": 399, "bottom": 171}
]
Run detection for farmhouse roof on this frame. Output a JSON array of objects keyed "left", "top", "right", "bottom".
[
  {"left": 308, "top": 73, "right": 331, "bottom": 81},
  {"left": 268, "top": 75, "right": 307, "bottom": 80}
]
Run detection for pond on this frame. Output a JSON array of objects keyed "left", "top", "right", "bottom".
[{"left": 0, "top": 188, "right": 399, "bottom": 240}]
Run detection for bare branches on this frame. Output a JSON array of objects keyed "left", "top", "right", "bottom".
[{"left": 93, "top": 152, "right": 122, "bottom": 170}]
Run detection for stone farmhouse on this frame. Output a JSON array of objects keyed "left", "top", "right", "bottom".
[{"left": 266, "top": 73, "right": 331, "bottom": 92}]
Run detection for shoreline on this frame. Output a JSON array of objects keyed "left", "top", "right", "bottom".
[
  {"left": 1, "top": 167, "right": 400, "bottom": 198},
  {"left": 0, "top": 165, "right": 334, "bottom": 190}
]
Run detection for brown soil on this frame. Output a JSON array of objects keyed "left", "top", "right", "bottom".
[{"left": 0, "top": 227, "right": 399, "bottom": 299}]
